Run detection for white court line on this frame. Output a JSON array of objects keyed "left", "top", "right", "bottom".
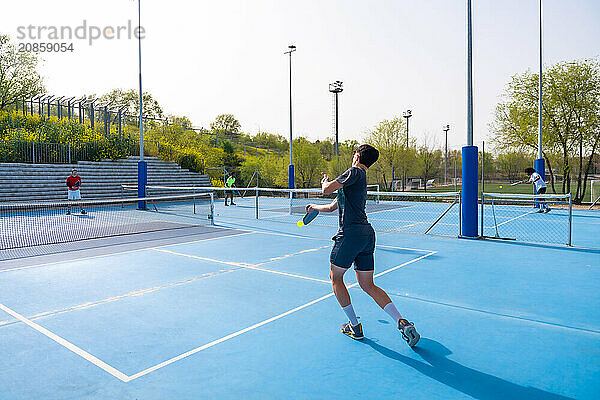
[
  {"left": 126, "top": 250, "right": 437, "bottom": 381},
  {"left": 257, "top": 245, "right": 331, "bottom": 264},
  {"left": 0, "top": 303, "right": 130, "bottom": 382},
  {"left": 0, "top": 231, "right": 254, "bottom": 273},
  {"left": 488, "top": 210, "right": 538, "bottom": 229},
  {"left": 366, "top": 204, "right": 416, "bottom": 215},
  {"left": 1, "top": 225, "right": 437, "bottom": 382},
  {"left": 244, "top": 228, "right": 435, "bottom": 254},
  {"left": 154, "top": 248, "right": 331, "bottom": 284},
  {"left": 0, "top": 269, "right": 237, "bottom": 328}
]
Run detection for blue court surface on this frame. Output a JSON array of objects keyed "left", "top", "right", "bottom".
[{"left": 1, "top": 199, "right": 599, "bottom": 400}]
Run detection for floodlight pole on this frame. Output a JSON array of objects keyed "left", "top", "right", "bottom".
[
  {"left": 461, "top": 0, "right": 479, "bottom": 238},
  {"left": 443, "top": 124, "right": 450, "bottom": 185},
  {"left": 284, "top": 45, "right": 297, "bottom": 189},
  {"left": 329, "top": 81, "right": 343, "bottom": 175},
  {"left": 137, "top": 0, "right": 147, "bottom": 209},
  {"left": 402, "top": 109, "right": 412, "bottom": 191},
  {"left": 535, "top": 0, "right": 545, "bottom": 183}
]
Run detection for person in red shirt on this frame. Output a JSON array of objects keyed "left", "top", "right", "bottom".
[{"left": 66, "top": 168, "right": 86, "bottom": 215}]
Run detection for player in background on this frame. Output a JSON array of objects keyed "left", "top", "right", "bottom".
[
  {"left": 66, "top": 168, "right": 86, "bottom": 215},
  {"left": 225, "top": 172, "right": 236, "bottom": 206},
  {"left": 517, "top": 167, "right": 550, "bottom": 213}
]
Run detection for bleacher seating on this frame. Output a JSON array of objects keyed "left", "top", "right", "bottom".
[{"left": 0, "top": 156, "right": 211, "bottom": 203}]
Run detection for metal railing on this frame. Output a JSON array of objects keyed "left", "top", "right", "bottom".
[
  {"left": 0, "top": 139, "right": 162, "bottom": 164},
  {"left": 11, "top": 94, "right": 286, "bottom": 158}
]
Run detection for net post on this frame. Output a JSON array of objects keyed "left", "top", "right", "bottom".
[
  {"left": 255, "top": 187, "right": 259, "bottom": 219},
  {"left": 210, "top": 193, "right": 215, "bottom": 225},
  {"left": 568, "top": 193, "right": 572, "bottom": 246},
  {"left": 137, "top": 160, "right": 147, "bottom": 210},
  {"left": 459, "top": 191, "right": 462, "bottom": 236},
  {"left": 480, "top": 193, "right": 484, "bottom": 237},
  {"left": 461, "top": 145, "right": 479, "bottom": 238}
]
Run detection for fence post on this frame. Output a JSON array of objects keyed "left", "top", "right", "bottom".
[
  {"left": 90, "top": 103, "right": 94, "bottom": 130},
  {"left": 104, "top": 106, "right": 109, "bottom": 133},
  {"left": 68, "top": 142, "right": 72, "bottom": 164},
  {"left": 118, "top": 109, "right": 122, "bottom": 142},
  {"left": 255, "top": 167, "right": 259, "bottom": 219},
  {"left": 32, "top": 142, "right": 35, "bottom": 164}
]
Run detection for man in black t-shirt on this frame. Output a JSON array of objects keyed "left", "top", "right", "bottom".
[{"left": 307, "top": 144, "right": 420, "bottom": 346}]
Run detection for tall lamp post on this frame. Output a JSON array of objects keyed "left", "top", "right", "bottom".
[
  {"left": 136, "top": 0, "right": 147, "bottom": 210},
  {"left": 461, "top": 0, "right": 479, "bottom": 238},
  {"left": 402, "top": 109, "right": 412, "bottom": 191},
  {"left": 443, "top": 124, "right": 450, "bottom": 185},
  {"left": 534, "top": 0, "right": 545, "bottom": 185},
  {"left": 329, "top": 80, "right": 343, "bottom": 174},
  {"left": 284, "top": 44, "right": 296, "bottom": 189}
]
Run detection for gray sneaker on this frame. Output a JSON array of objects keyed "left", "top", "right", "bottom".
[
  {"left": 398, "top": 318, "right": 420, "bottom": 347},
  {"left": 341, "top": 322, "right": 364, "bottom": 340}
]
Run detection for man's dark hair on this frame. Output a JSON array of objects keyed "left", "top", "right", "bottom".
[
  {"left": 525, "top": 167, "right": 536, "bottom": 174},
  {"left": 355, "top": 144, "right": 379, "bottom": 168}
]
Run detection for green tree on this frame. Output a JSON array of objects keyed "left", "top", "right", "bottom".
[
  {"left": 293, "top": 137, "right": 325, "bottom": 188},
  {"left": 492, "top": 59, "right": 600, "bottom": 203},
  {"left": 479, "top": 150, "right": 496, "bottom": 180},
  {"left": 367, "top": 118, "right": 410, "bottom": 190},
  {"left": 0, "top": 35, "right": 44, "bottom": 111},
  {"left": 221, "top": 139, "right": 242, "bottom": 171},
  {"left": 496, "top": 151, "right": 533, "bottom": 182},
  {"left": 416, "top": 139, "right": 442, "bottom": 192},
  {"left": 211, "top": 114, "right": 241, "bottom": 134},
  {"left": 99, "top": 89, "right": 164, "bottom": 120}
]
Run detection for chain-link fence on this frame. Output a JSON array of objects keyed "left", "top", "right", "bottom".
[{"left": 481, "top": 192, "right": 572, "bottom": 246}]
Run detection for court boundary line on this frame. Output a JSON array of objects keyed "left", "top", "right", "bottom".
[
  {"left": 153, "top": 247, "right": 331, "bottom": 284},
  {"left": 0, "top": 249, "right": 436, "bottom": 383},
  {"left": 0, "top": 227, "right": 437, "bottom": 382},
  {"left": 0, "top": 230, "right": 254, "bottom": 273},
  {"left": 388, "top": 291, "right": 600, "bottom": 335},
  {"left": 489, "top": 209, "right": 538, "bottom": 229},
  {"left": 126, "top": 250, "right": 437, "bottom": 381},
  {"left": 0, "top": 268, "right": 239, "bottom": 328},
  {"left": 0, "top": 303, "right": 130, "bottom": 382}
]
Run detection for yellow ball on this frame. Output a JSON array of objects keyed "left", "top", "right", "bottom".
[
  {"left": 297, "top": 221, "right": 304, "bottom": 227},
  {"left": 499, "top": 185, "right": 503, "bottom": 189}
]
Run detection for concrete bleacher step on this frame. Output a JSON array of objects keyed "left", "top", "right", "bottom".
[{"left": 0, "top": 158, "right": 211, "bottom": 203}]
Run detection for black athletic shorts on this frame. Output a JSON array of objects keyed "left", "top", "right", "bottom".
[
  {"left": 330, "top": 225, "right": 375, "bottom": 271},
  {"left": 537, "top": 187, "right": 546, "bottom": 195}
]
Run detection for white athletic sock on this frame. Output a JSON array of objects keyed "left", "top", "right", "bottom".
[
  {"left": 342, "top": 304, "right": 359, "bottom": 326},
  {"left": 383, "top": 302, "right": 402, "bottom": 324}
]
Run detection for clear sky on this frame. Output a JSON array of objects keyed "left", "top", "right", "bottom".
[{"left": 2, "top": 0, "right": 599, "bottom": 152}]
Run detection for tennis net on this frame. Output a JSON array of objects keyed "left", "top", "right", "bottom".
[
  {"left": 0, "top": 193, "right": 214, "bottom": 252},
  {"left": 137, "top": 186, "right": 461, "bottom": 237},
  {"left": 481, "top": 192, "right": 572, "bottom": 246}
]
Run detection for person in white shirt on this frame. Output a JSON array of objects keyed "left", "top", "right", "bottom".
[{"left": 524, "top": 167, "right": 550, "bottom": 213}]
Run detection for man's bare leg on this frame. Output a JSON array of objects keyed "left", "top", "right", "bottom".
[{"left": 356, "top": 270, "right": 420, "bottom": 346}]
